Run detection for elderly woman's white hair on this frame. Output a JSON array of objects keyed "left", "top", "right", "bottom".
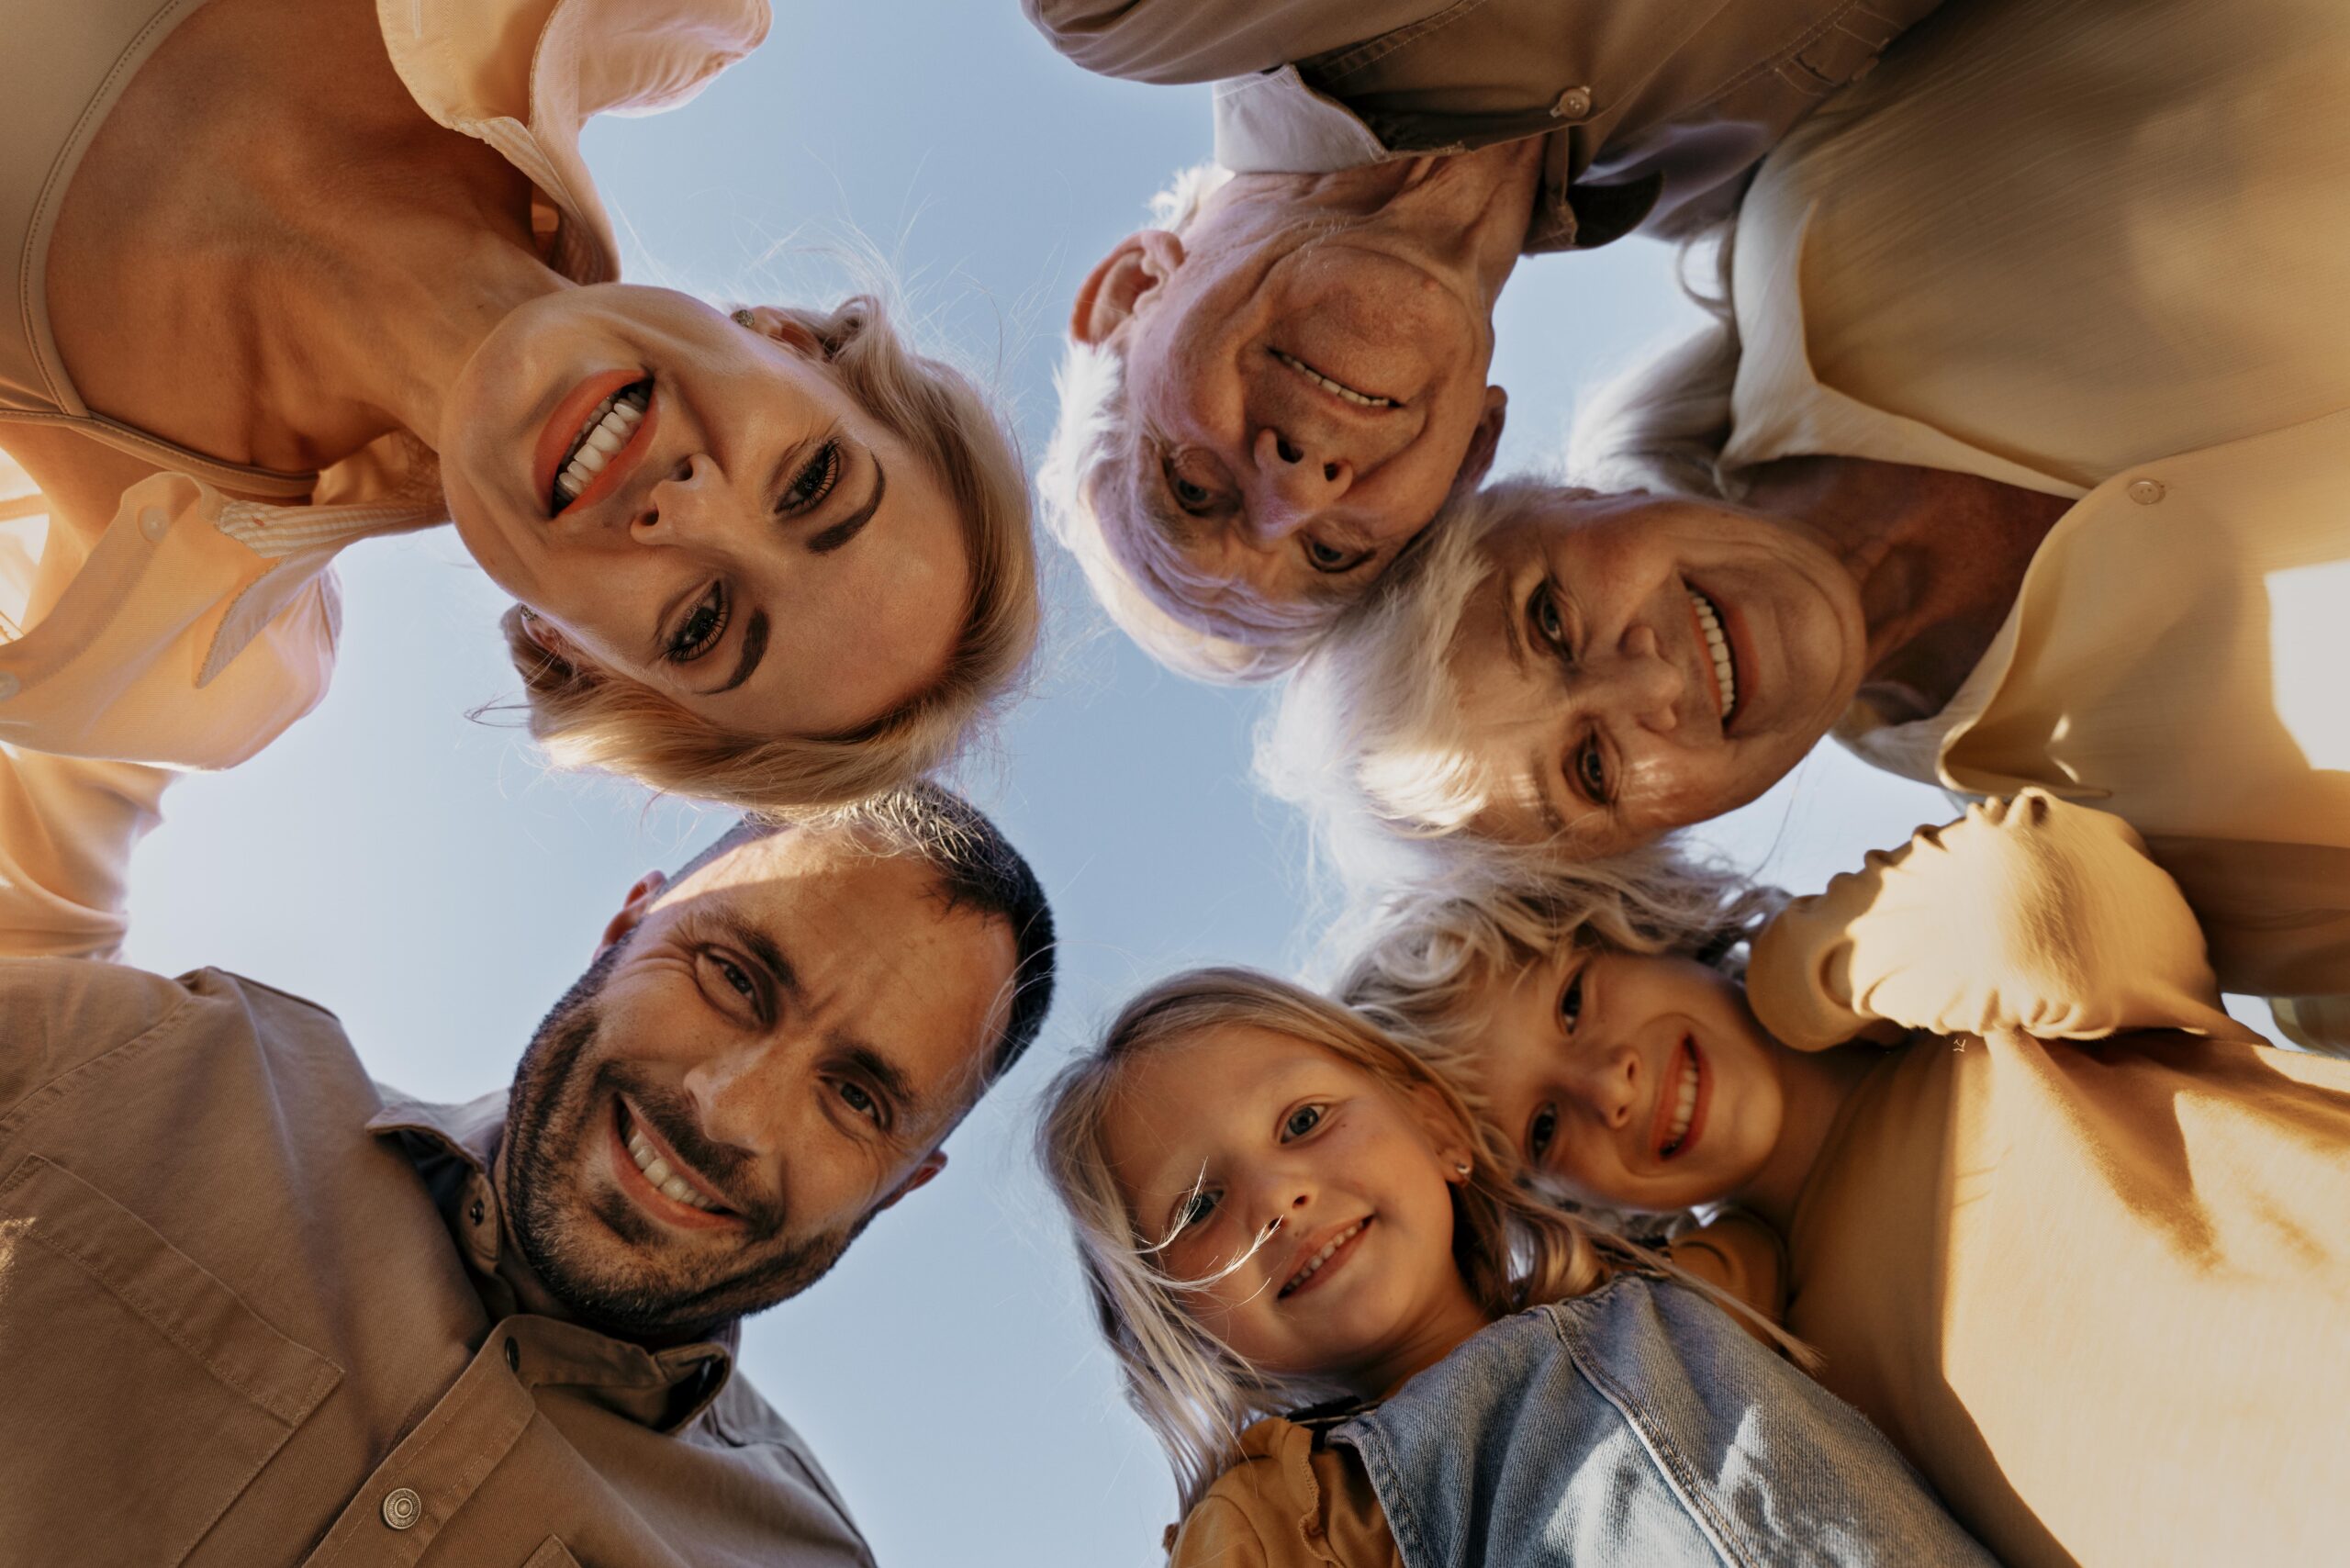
[{"left": 1037, "top": 163, "right": 1348, "bottom": 683}]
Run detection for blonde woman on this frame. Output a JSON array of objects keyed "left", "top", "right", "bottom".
[
  {"left": 1036, "top": 967, "right": 1996, "bottom": 1567},
  {"left": 0, "top": 0, "right": 1036, "bottom": 821},
  {"left": 1340, "top": 793, "right": 2350, "bottom": 1568}
]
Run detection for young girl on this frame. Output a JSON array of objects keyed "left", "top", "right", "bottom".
[
  {"left": 1036, "top": 969, "right": 1996, "bottom": 1567},
  {"left": 1341, "top": 790, "right": 2350, "bottom": 1568}
]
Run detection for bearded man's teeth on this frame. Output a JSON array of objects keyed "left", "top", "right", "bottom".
[
  {"left": 625, "top": 1122, "right": 720, "bottom": 1212},
  {"left": 1688, "top": 588, "right": 1739, "bottom": 721}
]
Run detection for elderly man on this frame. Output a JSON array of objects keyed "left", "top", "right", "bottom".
[
  {"left": 0, "top": 752, "right": 1053, "bottom": 1564},
  {"left": 1030, "top": 0, "right": 1942, "bottom": 678}
]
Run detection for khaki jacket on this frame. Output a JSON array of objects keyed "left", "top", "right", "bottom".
[{"left": 1023, "top": 0, "right": 1941, "bottom": 246}]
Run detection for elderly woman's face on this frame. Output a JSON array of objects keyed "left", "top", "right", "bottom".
[
  {"left": 442, "top": 285, "right": 970, "bottom": 738},
  {"left": 1110, "top": 223, "right": 1505, "bottom": 629},
  {"left": 1446, "top": 491, "right": 1865, "bottom": 854}
]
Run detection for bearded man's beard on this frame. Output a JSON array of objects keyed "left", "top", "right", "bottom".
[{"left": 498, "top": 945, "right": 867, "bottom": 1339}]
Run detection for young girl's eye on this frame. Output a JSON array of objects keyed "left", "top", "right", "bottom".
[
  {"left": 1559, "top": 970, "right": 1584, "bottom": 1030},
  {"left": 1528, "top": 1103, "right": 1560, "bottom": 1161},
  {"left": 666, "top": 584, "right": 728, "bottom": 663},
  {"left": 1176, "top": 1188, "right": 1219, "bottom": 1233},
  {"left": 1281, "top": 1103, "right": 1325, "bottom": 1140},
  {"left": 780, "top": 440, "right": 843, "bottom": 515}
]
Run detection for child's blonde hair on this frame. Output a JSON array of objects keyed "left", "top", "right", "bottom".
[{"left": 1036, "top": 966, "right": 1646, "bottom": 1514}]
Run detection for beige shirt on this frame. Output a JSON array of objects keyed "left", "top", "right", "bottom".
[
  {"left": 0, "top": 0, "right": 769, "bottom": 772},
  {"left": 0, "top": 756, "right": 873, "bottom": 1565},
  {"left": 1720, "top": 0, "right": 2350, "bottom": 1042},
  {"left": 1745, "top": 793, "right": 2350, "bottom": 1568},
  {"left": 1023, "top": 0, "right": 1940, "bottom": 248}
]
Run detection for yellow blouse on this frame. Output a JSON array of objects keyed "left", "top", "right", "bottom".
[
  {"left": 0, "top": 0, "right": 768, "bottom": 771},
  {"left": 1747, "top": 794, "right": 2350, "bottom": 1568},
  {"left": 1718, "top": 0, "right": 2350, "bottom": 1048}
]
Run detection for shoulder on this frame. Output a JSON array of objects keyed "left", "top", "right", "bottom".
[
  {"left": 692, "top": 1372, "right": 875, "bottom": 1563},
  {"left": 0, "top": 960, "right": 349, "bottom": 1126}
]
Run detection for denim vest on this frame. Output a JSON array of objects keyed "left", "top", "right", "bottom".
[{"left": 1330, "top": 1277, "right": 1992, "bottom": 1567}]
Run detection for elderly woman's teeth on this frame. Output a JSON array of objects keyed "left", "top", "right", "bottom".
[
  {"left": 553, "top": 384, "right": 650, "bottom": 507},
  {"left": 1688, "top": 588, "right": 1738, "bottom": 721}
]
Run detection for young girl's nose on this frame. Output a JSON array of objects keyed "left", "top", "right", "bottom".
[{"left": 1573, "top": 1045, "right": 1639, "bottom": 1129}]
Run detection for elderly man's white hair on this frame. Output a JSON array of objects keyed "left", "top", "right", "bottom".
[{"left": 1038, "top": 162, "right": 1350, "bottom": 684}]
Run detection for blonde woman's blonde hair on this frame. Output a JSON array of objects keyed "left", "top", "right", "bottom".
[
  {"left": 502, "top": 294, "right": 1038, "bottom": 813},
  {"left": 1036, "top": 966, "right": 1649, "bottom": 1515}
]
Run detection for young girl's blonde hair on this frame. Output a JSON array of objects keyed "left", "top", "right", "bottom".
[
  {"left": 501, "top": 294, "right": 1037, "bottom": 814},
  {"left": 1036, "top": 966, "right": 1650, "bottom": 1515}
]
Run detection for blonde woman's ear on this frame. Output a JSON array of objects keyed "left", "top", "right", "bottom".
[{"left": 729, "top": 304, "right": 824, "bottom": 358}]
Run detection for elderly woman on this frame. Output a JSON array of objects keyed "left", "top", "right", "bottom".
[
  {"left": 1265, "top": 0, "right": 2350, "bottom": 1047},
  {"left": 0, "top": 0, "right": 1035, "bottom": 816}
]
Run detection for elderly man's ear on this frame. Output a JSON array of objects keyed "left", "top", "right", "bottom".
[
  {"left": 1071, "top": 230, "right": 1187, "bottom": 343},
  {"left": 1459, "top": 386, "right": 1510, "bottom": 492}
]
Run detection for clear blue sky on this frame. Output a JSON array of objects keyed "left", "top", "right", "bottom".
[{"left": 115, "top": 4, "right": 2262, "bottom": 1562}]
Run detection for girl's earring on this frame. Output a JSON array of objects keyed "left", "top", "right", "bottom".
[{"left": 1451, "top": 1159, "right": 1472, "bottom": 1182}]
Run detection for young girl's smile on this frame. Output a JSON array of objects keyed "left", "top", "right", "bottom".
[
  {"left": 1099, "top": 1024, "right": 1488, "bottom": 1395},
  {"left": 1482, "top": 946, "right": 1794, "bottom": 1213}
]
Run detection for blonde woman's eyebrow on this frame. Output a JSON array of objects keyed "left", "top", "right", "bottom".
[
  {"left": 807, "top": 459, "right": 887, "bottom": 556},
  {"left": 705, "top": 609, "right": 769, "bottom": 695}
]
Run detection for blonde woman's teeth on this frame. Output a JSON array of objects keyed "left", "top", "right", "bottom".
[
  {"left": 1281, "top": 1220, "right": 1365, "bottom": 1295},
  {"left": 554, "top": 385, "right": 649, "bottom": 506},
  {"left": 1688, "top": 588, "right": 1738, "bottom": 721},
  {"left": 625, "top": 1122, "right": 722, "bottom": 1211}
]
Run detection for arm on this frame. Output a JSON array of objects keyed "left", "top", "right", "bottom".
[
  {"left": 1667, "top": 1211, "right": 1786, "bottom": 1327},
  {"left": 1748, "top": 791, "right": 2252, "bottom": 1050},
  {"left": 1020, "top": 0, "right": 1449, "bottom": 84},
  {"left": 0, "top": 745, "right": 169, "bottom": 963}
]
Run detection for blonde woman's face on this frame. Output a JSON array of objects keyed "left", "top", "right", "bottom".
[
  {"left": 1477, "top": 946, "right": 1785, "bottom": 1213},
  {"left": 442, "top": 285, "right": 970, "bottom": 738},
  {"left": 1100, "top": 1025, "right": 1488, "bottom": 1396}
]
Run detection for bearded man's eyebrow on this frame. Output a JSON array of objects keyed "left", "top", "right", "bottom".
[
  {"left": 835, "top": 1039, "right": 923, "bottom": 1126},
  {"left": 703, "top": 911, "right": 800, "bottom": 1000}
]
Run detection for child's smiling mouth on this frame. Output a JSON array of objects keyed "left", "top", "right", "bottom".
[{"left": 1279, "top": 1215, "right": 1373, "bottom": 1299}]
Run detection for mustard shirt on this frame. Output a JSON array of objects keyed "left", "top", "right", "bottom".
[
  {"left": 1718, "top": 0, "right": 2350, "bottom": 1048},
  {"left": 1748, "top": 794, "right": 2350, "bottom": 1568}
]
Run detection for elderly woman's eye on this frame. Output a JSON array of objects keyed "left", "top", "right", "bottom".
[
  {"left": 1528, "top": 1103, "right": 1560, "bottom": 1160},
  {"left": 1528, "top": 583, "right": 1571, "bottom": 653},
  {"left": 1572, "top": 740, "right": 1609, "bottom": 804},
  {"left": 1303, "top": 538, "right": 1372, "bottom": 575},
  {"left": 666, "top": 584, "right": 728, "bottom": 663},
  {"left": 779, "top": 440, "right": 843, "bottom": 515}
]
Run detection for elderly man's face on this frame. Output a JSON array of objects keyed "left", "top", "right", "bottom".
[
  {"left": 499, "top": 829, "right": 1016, "bottom": 1338},
  {"left": 1077, "top": 201, "right": 1509, "bottom": 633}
]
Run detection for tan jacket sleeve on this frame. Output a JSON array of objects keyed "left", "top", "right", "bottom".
[
  {"left": 1020, "top": 0, "right": 1446, "bottom": 84},
  {"left": 1748, "top": 790, "right": 2253, "bottom": 1050},
  {"left": 0, "top": 745, "right": 169, "bottom": 962}
]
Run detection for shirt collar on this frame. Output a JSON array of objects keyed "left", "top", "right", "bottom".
[{"left": 365, "top": 1087, "right": 742, "bottom": 1432}]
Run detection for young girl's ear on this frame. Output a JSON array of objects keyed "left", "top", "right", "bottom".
[{"left": 1404, "top": 1081, "right": 1479, "bottom": 1183}]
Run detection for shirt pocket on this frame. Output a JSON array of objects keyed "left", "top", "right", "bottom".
[
  {"left": 0, "top": 1154, "right": 342, "bottom": 1564},
  {"left": 521, "top": 1540, "right": 583, "bottom": 1568}
]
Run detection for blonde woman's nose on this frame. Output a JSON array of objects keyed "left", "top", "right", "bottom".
[{"left": 632, "top": 453, "right": 718, "bottom": 543}]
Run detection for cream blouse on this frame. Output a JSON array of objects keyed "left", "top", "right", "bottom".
[
  {"left": 1718, "top": 0, "right": 2350, "bottom": 1048},
  {"left": 1746, "top": 793, "right": 2350, "bottom": 1568},
  {"left": 0, "top": 0, "right": 768, "bottom": 771}
]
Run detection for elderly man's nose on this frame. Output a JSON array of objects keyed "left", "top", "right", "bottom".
[{"left": 1249, "top": 427, "right": 1350, "bottom": 538}]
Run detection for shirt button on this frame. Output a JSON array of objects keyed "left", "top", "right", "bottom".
[
  {"left": 2126, "top": 477, "right": 2166, "bottom": 505},
  {"left": 0, "top": 673, "right": 17, "bottom": 702},
  {"left": 468, "top": 1198, "right": 486, "bottom": 1225},
  {"left": 1550, "top": 85, "right": 1593, "bottom": 120},
  {"left": 138, "top": 505, "right": 170, "bottom": 541},
  {"left": 381, "top": 1488, "right": 422, "bottom": 1530}
]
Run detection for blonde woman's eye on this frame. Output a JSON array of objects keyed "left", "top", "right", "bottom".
[
  {"left": 779, "top": 440, "right": 843, "bottom": 515},
  {"left": 1528, "top": 1103, "right": 1560, "bottom": 1160},
  {"left": 666, "top": 584, "right": 728, "bottom": 664},
  {"left": 1281, "top": 1104, "right": 1325, "bottom": 1140}
]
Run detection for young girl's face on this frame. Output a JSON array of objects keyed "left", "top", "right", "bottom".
[
  {"left": 1475, "top": 945, "right": 1786, "bottom": 1213},
  {"left": 1100, "top": 1024, "right": 1490, "bottom": 1396}
]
